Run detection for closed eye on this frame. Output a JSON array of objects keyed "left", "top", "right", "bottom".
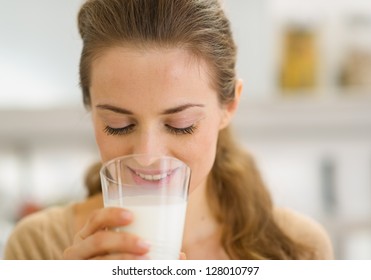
[
  {"left": 103, "top": 124, "right": 197, "bottom": 136},
  {"left": 103, "top": 124, "right": 135, "bottom": 136},
  {"left": 165, "top": 124, "right": 197, "bottom": 135}
]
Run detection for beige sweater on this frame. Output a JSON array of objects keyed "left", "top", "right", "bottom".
[
  {"left": 4, "top": 204, "right": 75, "bottom": 260},
  {"left": 3, "top": 203, "right": 333, "bottom": 260}
]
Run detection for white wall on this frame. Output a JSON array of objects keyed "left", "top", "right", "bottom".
[{"left": 0, "top": 0, "right": 83, "bottom": 108}]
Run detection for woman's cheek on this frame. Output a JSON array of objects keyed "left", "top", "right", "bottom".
[
  {"left": 95, "top": 131, "right": 120, "bottom": 162},
  {"left": 187, "top": 129, "right": 219, "bottom": 187}
]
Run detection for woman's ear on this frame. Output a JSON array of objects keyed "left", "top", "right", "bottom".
[{"left": 219, "top": 79, "right": 243, "bottom": 130}]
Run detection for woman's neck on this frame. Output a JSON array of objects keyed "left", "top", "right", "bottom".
[{"left": 181, "top": 182, "right": 228, "bottom": 259}]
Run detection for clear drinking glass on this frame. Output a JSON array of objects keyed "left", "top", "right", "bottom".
[{"left": 100, "top": 154, "right": 191, "bottom": 260}]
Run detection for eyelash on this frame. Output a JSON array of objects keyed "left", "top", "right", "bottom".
[
  {"left": 165, "top": 124, "right": 197, "bottom": 135},
  {"left": 103, "top": 124, "right": 135, "bottom": 136},
  {"left": 103, "top": 124, "right": 197, "bottom": 136}
]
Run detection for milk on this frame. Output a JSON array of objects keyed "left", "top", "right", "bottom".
[{"left": 104, "top": 195, "right": 187, "bottom": 260}]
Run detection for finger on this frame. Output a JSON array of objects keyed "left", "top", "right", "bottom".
[
  {"left": 179, "top": 252, "right": 187, "bottom": 260},
  {"left": 90, "top": 253, "right": 150, "bottom": 260},
  {"left": 64, "top": 230, "right": 150, "bottom": 260},
  {"left": 78, "top": 207, "right": 133, "bottom": 241}
]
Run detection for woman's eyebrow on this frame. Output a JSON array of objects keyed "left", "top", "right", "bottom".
[
  {"left": 96, "top": 104, "right": 133, "bottom": 115},
  {"left": 161, "top": 103, "right": 204, "bottom": 115}
]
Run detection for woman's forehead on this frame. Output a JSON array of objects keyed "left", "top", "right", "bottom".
[{"left": 91, "top": 46, "right": 213, "bottom": 88}]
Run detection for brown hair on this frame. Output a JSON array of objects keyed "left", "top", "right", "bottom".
[{"left": 77, "top": 0, "right": 314, "bottom": 259}]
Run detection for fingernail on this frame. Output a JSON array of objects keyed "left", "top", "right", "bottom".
[
  {"left": 179, "top": 252, "right": 187, "bottom": 260},
  {"left": 121, "top": 211, "right": 133, "bottom": 221},
  {"left": 137, "top": 239, "right": 151, "bottom": 251}
]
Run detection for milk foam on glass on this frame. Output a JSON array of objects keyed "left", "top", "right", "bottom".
[{"left": 100, "top": 154, "right": 191, "bottom": 260}]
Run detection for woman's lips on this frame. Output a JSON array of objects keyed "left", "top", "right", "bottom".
[
  {"left": 134, "top": 170, "right": 171, "bottom": 181},
  {"left": 127, "top": 167, "right": 174, "bottom": 185}
]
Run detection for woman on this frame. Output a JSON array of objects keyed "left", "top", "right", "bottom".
[{"left": 4, "top": 0, "right": 333, "bottom": 260}]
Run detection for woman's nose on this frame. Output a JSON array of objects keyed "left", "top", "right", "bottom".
[{"left": 132, "top": 129, "right": 165, "bottom": 158}]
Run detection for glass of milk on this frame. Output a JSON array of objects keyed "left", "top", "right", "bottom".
[{"left": 100, "top": 154, "right": 191, "bottom": 260}]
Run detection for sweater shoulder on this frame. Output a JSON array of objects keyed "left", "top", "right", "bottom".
[
  {"left": 4, "top": 204, "right": 74, "bottom": 260},
  {"left": 274, "top": 207, "right": 334, "bottom": 259}
]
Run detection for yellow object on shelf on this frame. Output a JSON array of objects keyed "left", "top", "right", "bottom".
[{"left": 280, "top": 26, "right": 318, "bottom": 94}]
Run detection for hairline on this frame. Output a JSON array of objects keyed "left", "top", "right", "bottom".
[{"left": 84, "top": 41, "right": 220, "bottom": 102}]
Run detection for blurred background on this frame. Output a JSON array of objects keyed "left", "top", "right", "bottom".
[{"left": 1, "top": 0, "right": 371, "bottom": 259}]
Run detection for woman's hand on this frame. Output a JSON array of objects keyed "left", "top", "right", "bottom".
[
  {"left": 179, "top": 252, "right": 187, "bottom": 260},
  {"left": 63, "top": 207, "right": 150, "bottom": 260}
]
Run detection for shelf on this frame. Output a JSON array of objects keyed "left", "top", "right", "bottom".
[
  {"left": 0, "top": 107, "right": 95, "bottom": 146},
  {"left": 234, "top": 94, "right": 371, "bottom": 141}
]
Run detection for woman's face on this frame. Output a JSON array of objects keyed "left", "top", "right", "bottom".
[{"left": 90, "top": 47, "right": 237, "bottom": 192}]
